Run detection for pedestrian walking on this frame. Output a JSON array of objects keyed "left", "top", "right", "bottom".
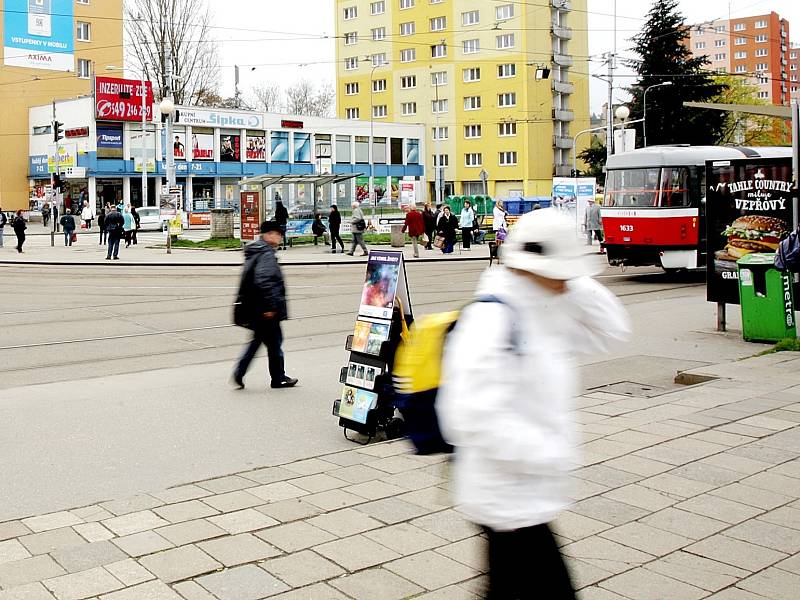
[
  {"left": 274, "top": 199, "right": 289, "bottom": 250},
  {"left": 42, "top": 203, "right": 51, "bottom": 227},
  {"left": 232, "top": 220, "right": 298, "bottom": 390},
  {"left": 104, "top": 204, "right": 124, "bottom": 260},
  {"left": 422, "top": 203, "right": 436, "bottom": 250},
  {"left": 460, "top": 199, "right": 476, "bottom": 250},
  {"left": 0, "top": 207, "right": 6, "bottom": 248},
  {"left": 438, "top": 209, "right": 630, "bottom": 600},
  {"left": 435, "top": 205, "right": 458, "bottom": 254},
  {"left": 311, "top": 213, "right": 327, "bottom": 246},
  {"left": 328, "top": 204, "right": 345, "bottom": 254},
  {"left": 402, "top": 204, "right": 425, "bottom": 258},
  {"left": 98, "top": 209, "right": 107, "bottom": 245},
  {"left": 347, "top": 201, "right": 368, "bottom": 256},
  {"left": 12, "top": 210, "right": 26, "bottom": 253},
  {"left": 584, "top": 198, "right": 605, "bottom": 253},
  {"left": 131, "top": 205, "right": 140, "bottom": 245},
  {"left": 60, "top": 209, "right": 76, "bottom": 246},
  {"left": 81, "top": 201, "right": 94, "bottom": 230},
  {"left": 493, "top": 200, "right": 509, "bottom": 248},
  {"left": 52, "top": 203, "right": 59, "bottom": 233},
  {"left": 122, "top": 205, "right": 134, "bottom": 248}
]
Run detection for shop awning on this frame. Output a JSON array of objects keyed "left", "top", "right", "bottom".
[{"left": 238, "top": 173, "right": 362, "bottom": 188}]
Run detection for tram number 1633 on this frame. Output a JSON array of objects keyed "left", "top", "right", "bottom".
[{"left": 619, "top": 225, "right": 634, "bottom": 232}]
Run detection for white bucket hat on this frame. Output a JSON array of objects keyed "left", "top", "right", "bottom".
[{"left": 502, "top": 208, "right": 604, "bottom": 280}]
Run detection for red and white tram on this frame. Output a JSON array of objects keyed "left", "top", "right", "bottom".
[{"left": 601, "top": 145, "right": 791, "bottom": 271}]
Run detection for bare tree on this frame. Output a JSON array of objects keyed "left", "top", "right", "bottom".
[
  {"left": 125, "top": 0, "right": 219, "bottom": 104},
  {"left": 285, "top": 80, "right": 335, "bottom": 117},
  {"left": 250, "top": 83, "right": 283, "bottom": 113}
]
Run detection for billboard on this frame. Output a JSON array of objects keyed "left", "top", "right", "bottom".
[
  {"left": 3, "top": 0, "right": 74, "bottom": 71},
  {"left": 220, "top": 133, "right": 240, "bottom": 162},
  {"left": 246, "top": 133, "right": 266, "bottom": 161},
  {"left": 191, "top": 130, "right": 214, "bottom": 161},
  {"left": 95, "top": 77, "right": 155, "bottom": 122},
  {"left": 175, "top": 108, "right": 263, "bottom": 129},
  {"left": 96, "top": 125, "right": 123, "bottom": 159}
]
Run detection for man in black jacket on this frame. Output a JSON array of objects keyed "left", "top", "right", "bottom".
[
  {"left": 232, "top": 221, "right": 298, "bottom": 390},
  {"left": 274, "top": 200, "right": 289, "bottom": 250},
  {"left": 104, "top": 205, "right": 125, "bottom": 260}
]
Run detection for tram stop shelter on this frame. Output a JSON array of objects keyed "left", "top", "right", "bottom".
[{"left": 239, "top": 173, "right": 362, "bottom": 218}]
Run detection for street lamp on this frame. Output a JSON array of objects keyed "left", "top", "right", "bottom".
[
  {"left": 159, "top": 95, "right": 176, "bottom": 191},
  {"left": 643, "top": 81, "right": 673, "bottom": 147},
  {"left": 365, "top": 56, "right": 383, "bottom": 222}
]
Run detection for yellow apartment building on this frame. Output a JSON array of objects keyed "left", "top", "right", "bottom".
[
  {"left": 0, "top": 0, "right": 123, "bottom": 212},
  {"left": 334, "top": 0, "right": 589, "bottom": 201}
]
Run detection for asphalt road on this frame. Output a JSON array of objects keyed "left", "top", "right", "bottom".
[{"left": 0, "top": 261, "right": 758, "bottom": 520}]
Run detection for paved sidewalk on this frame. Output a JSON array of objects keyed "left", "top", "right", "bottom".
[{"left": 1, "top": 352, "right": 799, "bottom": 599}]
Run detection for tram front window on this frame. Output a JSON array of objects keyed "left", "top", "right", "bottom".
[{"left": 605, "top": 168, "right": 661, "bottom": 207}]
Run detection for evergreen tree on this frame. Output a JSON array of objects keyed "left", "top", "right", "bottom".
[{"left": 625, "top": 0, "right": 727, "bottom": 147}]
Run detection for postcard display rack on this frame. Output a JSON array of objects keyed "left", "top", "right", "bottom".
[{"left": 333, "top": 250, "right": 413, "bottom": 444}]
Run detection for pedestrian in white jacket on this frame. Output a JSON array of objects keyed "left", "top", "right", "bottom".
[{"left": 438, "top": 208, "right": 630, "bottom": 599}]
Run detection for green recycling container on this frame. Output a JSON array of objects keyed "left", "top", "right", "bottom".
[{"left": 737, "top": 253, "right": 796, "bottom": 343}]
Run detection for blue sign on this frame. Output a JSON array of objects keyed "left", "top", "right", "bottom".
[
  {"left": 577, "top": 184, "right": 595, "bottom": 195},
  {"left": 3, "top": 0, "right": 74, "bottom": 71},
  {"left": 29, "top": 154, "right": 48, "bottom": 176}
]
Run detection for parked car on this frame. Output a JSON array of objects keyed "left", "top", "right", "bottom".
[{"left": 135, "top": 207, "right": 169, "bottom": 231}]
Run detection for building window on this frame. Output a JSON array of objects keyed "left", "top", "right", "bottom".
[
  {"left": 76, "top": 21, "right": 91, "bottom": 41},
  {"left": 463, "top": 95, "right": 481, "bottom": 110},
  {"left": 344, "top": 32, "right": 358, "bottom": 45},
  {"left": 336, "top": 135, "right": 352, "bottom": 162},
  {"left": 498, "top": 63, "right": 516, "bottom": 78},
  {"left": 734, "top": 22, "right": 745, "bottom": 31},
  {"left": 400, "top": 75, "right": 417, "bottom": 89},
  {"left": 400, "top": 0, "right": 414, "bottom": 8},
  {"left": 77, "top": 58, "right": 91, "bottom": 79},
  {"left": 755, "top": 34, "right": 767, "bottom": 42},
  {"left": 464, "top": 124, "right": 481, "bottom": 138},
  {"left": 755, "top": 48, "right": 768, "bottom": 57},
  {"left": 432, "top": 126, "right": 448, "bottom": 140},
  {"left": 345, "top": 108, "right": 360, "bottom": 119},
  {"left": 462, "top": 10, "right": 479, "bottom": 26},
  {"left": 734, "top": 51, "right": 747, "bottom": 59},
  {"left": 399, "top": 22, "right": 415, "bottom": 36},
  {"left": 343, "top": 6, "right": 357, "bottom": 19},
  {"left": 400, "top": 48, "right": 416, "bottom": 62},
  {"left": 498, "top": 92, "right": 516, "bottom": 107},
  {"left": 463, "top": 39, "right": 479, "bottom": 54},
  {"left": 758, "top": 75, "right": 769, "bottom": 83},
  {"left": 498, "top": 121, "right": 517, "bottom": 136},
  {"left": 371, "top": 52, "right": 387, "bottom": 65},
  {"left": 373, "top": 105, "right": 388, "bottom": 118},
  {"left": 371, "top": 27, "right": 386, "bottom": 41},
  {"left": 695, "top": 41, "right": 706, "bottom": 50},
  {"left": 465, "top": 153, "right": 482, "bottom": 167},
  {"left": 431, "top": 43, "right": 447, "bottom": 58},
  {"left": 431, "top": 71, "right": 447, "bottom": 86},
  {"left": 407, "top": 139, "right": 420, "bottom": 164},
  {"left": 714, "top": 25, "right": 726, "bottom": 33},
  {"left": 714, "top": 53, "right": 726, "bottom": 61},
  {"left": 433, "top": 154, "right": 449, "bottom": 167},
  {"left": 430, "top": 16, "right": 447, "bottom": 31},
  {"left": 495, "top": 4, "right": 514, "bottom": 20},
  {"left": 432, "top": 99, "right": 448, "bottom": 113},
  {"left": 499, "top": 151, "right": 517, "bottom": 166},
  {"left": 401, "top": 102, "right": 417, "bottom": 116},
  {"left": 430, "top": 0, "right": 443, "bottom": 4},
  {"left": 756, "top": 63, "right": 768, "bottom": 71},
  {"left": 734, "top": 64, "right": 747, "bottom": 73},
  {"left": 757, "top": 91, "right": 769, "bottom": 99},
  {"left": 370, "top": 1, "right": 385, "bottom": 15},
  {"left": 355, "top": 136, "right": 369, "bottom": 162},
  {"left": 714, "top": 39, "right": 726, "bottom": 48},
  {"left": 791, "top": 52, "right": 797, "bottom": 59},
  {"left": 345, "top": 82, "right": 359, "bottom": 95},
  {"left": 496, "top": 34, "right": 515, "bottom": 49},
  {"left": 345, "top": 57, "right": 358, "bottom": 70},
  {"left": 372, "top": 79, "right": 387, "bottom": 92},
  {"left": 792, "top": 64, "right": 798, "bottom": 71},
  {"left": 734, "top": 37, "right": 746, "bottom": 45},
  {"left": 463, "top": 67, "right": 481, "bottom": 82},
  {"left": 755, "top": 20, "right": 767, "bottom": 28}
]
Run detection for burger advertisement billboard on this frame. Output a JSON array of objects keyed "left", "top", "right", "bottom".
[{"left": 706, "top": 158, "right": 794, "bottom": 304}]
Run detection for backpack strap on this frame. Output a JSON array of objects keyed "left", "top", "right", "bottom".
[{"left": 474, "top": 295, "right": 520, "bottom": 352}]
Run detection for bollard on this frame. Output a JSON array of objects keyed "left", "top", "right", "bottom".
[{"left": 50, "top": 229, "right": 54, "bottom": 247}]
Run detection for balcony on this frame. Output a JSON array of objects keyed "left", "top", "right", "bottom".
[
  {"left": 551, "top": 0, "right": 571, "bottom": 10},
  {"left": 554, "top": 164, "right": 572, "bottom": 177},
  {"left": 553, "top": 135, "right": 574, "bottom": 149},
  {"left": 552, "top": 108, "right": 575, "bottom": 121},
  {"left": 552, "top": 79, "right": 574, "bottom": 94},
  {"left": 551, "top": 23, "right": 573, "bottom": 40},
  {"left": 553, "top": 53, "right": 573, "bottom": 67}
]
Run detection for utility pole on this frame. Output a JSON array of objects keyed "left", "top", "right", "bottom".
[
  {"left": 141, "top": 73, "right": 149, "bottom": 207},
  {"left": 165, "top": 58, "right": 176, "bottom": 190},
  {"left": 606, "top": 53, "right": 615, "bottom": 163},
  {"left": 434, "top": 78, "right": 442, "bottom": 207}
]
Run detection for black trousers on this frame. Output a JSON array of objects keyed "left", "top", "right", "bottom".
[
  {"left": 234, "top": 321, "right": 286, "bottom": 384},
  {"left": 330, "top": 228, "right": 345, "bottom": 250},
  {"left": 483, "top": 523, "right": 575, "bottom": 600},
  {"left": 15, "top": 232, "right": 25, "bottom": 252},
  {"left": 461, "top": 227, "right": 472, "bottom": 249}
]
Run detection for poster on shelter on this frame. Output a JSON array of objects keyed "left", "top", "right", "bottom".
[
  {"left": 220, "top": 133, "right": 240, "bottom": 161},
  {"left": 191, "top": 130, "right": 214, "bottom": 161},
  {"left": 359, "top": 251, "right": 402, "bottom": 319},
  {"left": 246, "top": 133, "right": 266, "bottom": 161}
]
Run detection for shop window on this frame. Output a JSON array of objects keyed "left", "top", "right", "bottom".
[
  {"left": 336, "top": 135, "right": 351, "bottom": 163},
  {"left": 390, "top": 138, "right": 403, "bottom": 164},
  {"left": 271, "top": 131, "right": 289, "bottom": 162}
]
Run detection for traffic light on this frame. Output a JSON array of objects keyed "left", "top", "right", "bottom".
[
  {"left": 52, "top": 173, "right": 62, "bottom": 192},
  {"left": 53, "top": 120, "right": 64, "bottom": 143}
]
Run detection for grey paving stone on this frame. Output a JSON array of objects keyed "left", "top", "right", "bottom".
[
  {"left": 353, "top": 497, "right": 431, "bottom": 524},
  {"left": 366, "top": 456, "right": 424, "bottom": 475},
  {"left": 740, "top": 472, "right": 800, "bottom": 498},
  {"left": 111, "top": 531, "right": 174, "bottom": 558},
  {"left": 569, "top": 496, "right": 649, "bottom": 527},
  {"left": 725, "top": 519, "right": 800, "bottom": 554},
  {"left": 599, "top": 522, "right": 690, "bottom": 557},
  {"left": 240, "top": 466, "right": 297, "bottom": 485},
  {"left": 307, "top": 508, "right": 383, "bottom": 538},
  {"left": 397, "top": 487, "right": 452, "bottom": 512},
  {"left": 728, "top": 443, "right": 798, "bottom": 465},
  {"left": 573, "top": 465, "right": 643, "bottom": 488},
  {"left": 379, "top": 470, "right": 446, "bottom": 492},
  {"left": 670, "top": 462, "right": 744, "bottom": 487},
  {"left": 271, "top": 583, "right": 351, "bottom": 599},
  {"left": 344, "top": 480, "right": 407, "bottom": 501},
  {"left": 42, "top": 567, "right": 123, "bottom": 600},
  {"left": 409, "top": 584, "right": 481, "bottom": 600},
  {"left": 602, "top": 483, "right": 678, "bottom": 512},
  {"left": 384, "top": 550, "right": 478, "bottom": 590},
  {"left": 775, "top": 552, "right": 800, "bottom": 575},
  {"left": 737, "top": 566, "right": 800, "bottom": 600},
  {"left": 99, "top": 580, "right": 183, "bottom": 599},
  {"left": 283, "top": 458, "right": 338, "bottom": 476},
  {"left": 103, "top": 559, "right": 154, "bottom": 586},
  {"left": 207, "top": 508, "right": 278, "bottom": 535},
  {"left": 638, "top": 473, "right": 715, "bottom": 499},
  {"left": 697, "top": 453, "right": 772, "bottom": 476},
  {"left": 156, "top": 519, "right": 227, "bottom": 547},
  {"left": 290, "top": 474, "right": 347, "bottom": 494},
  {"left": 196, "top": 564, "right": 288, "bottom": 600},
  {"left": 22, "top": 513, "right": 83, "bottom": 534},
  {"left": 411, "top": 509, "right": 480, "bottom": 542},
  {"left": 260, "top": 550, "right": 344, "bottom": 588},
  {"left": 435, "top": 536, "right": 488, "bottom": 572},
  {"left": 640, "top": 507, "right": 729, "bottom": 541},
  {"left": 150, "top": 485, "right": 212, "bottom": 505},
  {"left": 599, "top": 566, "right": 707, "bottom": 600},
  {"left": 363, "top": 523, "right": 448, "bottom": 555},
  {"left": 355, "top": 442, "right": 410, "bottom": 458},
  {"left": 646, "top": 551, "right": 749, "bottom": 593},
  {"left": 561, "top": 537, "right": 654, "bottom": 575},
  {"left": 247, "top": 483, "right": 309, "bottom": 504},
  {"left": 302, "top": 489, "right": 366, "bottom": 512},
  {"left": 602, "top": 455, "right": 673, "bottom": 477},
  {"left": 153, "top": 501, "right": 219, "bottom": 524},
  {"left": 50, "top": 541, "right": 128, "bottom": 573},
  {"left": 553, "top": 511, "right": 613, "bottom": 542},
  {"left": 255, "top": 521, "right": 336, "bottom": 553},
  {"left": 197, "top": 533, "right": 280, "bottom": 566},
  {"left": 700, "top": 587, "right": 769, "bottom": 599},
  {"left": 0, "top": 539, "right": 32, "bottom": 566},
  {"left": 314, "top": 534, "right": 401, "bottom": 571},
  {"left": 758, "top": 506, "right": 800, "bottom": 531},
  {"left": 685, "top": 534, "right": 788, "bottom": 572},
  {"left": 73, "top": 524, "right": 115, "bottom": 544},
  {"left": 321, "top": 450, "right": 376, "bottom": 467},
  {"left": 0, "top": 521, "right": 32, "bottom": 542},
  {"left": 69, "top": 507, "right": 113, "bottom": 524},
  {"left": 138, "top": 545, "right": 222, "bottom": 584},
  {"left": 254, "top": 500, "right": 323, "bottom": 523},
  {"left": 171, "top": 581, "right": 218, "bottom": 600},
  {"left": 19, "top": 528, "right": 86, "bottom": 556},
  {"left": 0, "top": 582, "right": 55, "bottom": 600},
  {"left": 0, "top": 555, "right": 66, "bottom": 588},
  {"left": 100, "top": 496, "right": 163, "bottom": 517},
  {"left": 195, "top": 475, "right": 257, "bottom": 494},
  {"left": 200, "top": 491, "right": 263, "bottom": 513},
  {"left": 102, "top": 511, "right": 169, "bottom": 537},
  {"left": 676, "top": 494, "right": 763, "bottom": 524},
  {"left": 329, "top": 465, "right": 388, "bottom": 485},
  {"left": 329, "top": 567, "right": 424, "bottom": 600},
  {"left": 709, "top": 483, "right": 793, "bottom": 510}
]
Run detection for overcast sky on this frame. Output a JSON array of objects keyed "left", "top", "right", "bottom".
[{"left": 209, "top": 0, "right": 800, "bottom": 113}]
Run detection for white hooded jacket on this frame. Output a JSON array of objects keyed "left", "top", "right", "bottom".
[{"left": 438, "top": 266, "right": 630, "bottom": 531}]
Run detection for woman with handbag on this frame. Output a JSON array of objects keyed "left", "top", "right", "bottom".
[
  {"left": 436, "top": 205, "right": 458, "bottom": 254},
  {"left": 493, "top": 200, "right": 509, "bottom": 248},
  {"left": 347, "top": 201, "right": 369, "bottom": 256}
]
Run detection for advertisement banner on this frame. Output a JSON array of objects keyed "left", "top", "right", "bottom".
[
  {"left": 47, "top": 143, "right": 77, "bottom": 172},
  {"left": 576, "top": 178, "right": 597, "bottom": 235},
  {"left": 134, "top": 158, "right": 156, "bottom": 173},
  {"left": 359, "top": 251, "right": 402, "bottom": 320},
  {"left": 293, "top": 132, "right": 311, "bottom": 163},
  {"left": 171, "top": 131, "right": 187, "bottom": 160},
  {"left": 190, "top": 131, "right": 214, "bottom": 161},
  {"left": 246, "top": 134, "right": 266, "bottom": 161},
  {"left": 240, "top": 191, "right": 261, "bottom": 241},
  {"left": 270, "top": 131, "right": 289, "bottom": 162},
  {"left": 400, "top": 181, "right": 416, "bottom": 208},
  {"left": 97, "top": 125, "right": 123, "bottom": 158},
  {"left": 95, "top": 76, "right": 154, "bottom": 122},
  {"left": 3, "top": 0, "right": 74, "bottom": 71},
  {"left": 159, "top": 193, "right": 178, "bottom": 219},
  {"left": 176, "top": 108, "right": 263, "bottom": 129},
  {"left": 220, "top": 133, "right": 240, "bottom": 162},
  {"left": 356, "top": 176, "right": 389, "bottom": 204},
  {"left": 706, "top": 158, "right": 794, "bottom": 305}
]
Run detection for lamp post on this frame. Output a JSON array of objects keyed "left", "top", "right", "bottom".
[
  {"left": 366, "top": 56, "right": 381, "bottom": 222},
  {"left": 643, "top": 81, "right": 673, "bottom": 147}
]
